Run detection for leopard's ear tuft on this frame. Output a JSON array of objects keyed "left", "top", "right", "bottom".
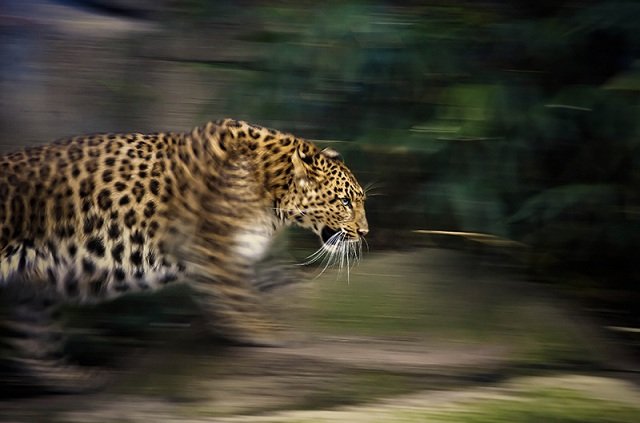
[{"left": 321, "top": 148, "right": 342, "bottom": 161}]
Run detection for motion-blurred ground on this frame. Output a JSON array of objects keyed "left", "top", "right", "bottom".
[{"left": 2, "top": 248, "right": 638, "bottom": 422}]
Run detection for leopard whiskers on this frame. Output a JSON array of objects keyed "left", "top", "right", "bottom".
[
  {"left": 363, "top": 181, "right": 377, "bottom": 192},
  {"left": 361, "top": 235, "right": 369, "bottom": 253},
  {"left": 336, "top": 234, "right": 364, "bottom": 284},
  {"left": 300, "top": 231, "right": 362, "bottom": 282},
  {"left": 301, "top": 231, "right": 343, "bottom": 266},
  {"left": 364, "top": 181, "right": 385, "bottom": 197}
]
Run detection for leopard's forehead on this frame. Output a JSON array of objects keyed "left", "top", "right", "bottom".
[{"left": 319, "top": 157, "right": 364, "bottom": 198}]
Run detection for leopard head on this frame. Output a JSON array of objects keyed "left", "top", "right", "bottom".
[{"left": 279, "top": 143, "right": 368, "bottom": 250}]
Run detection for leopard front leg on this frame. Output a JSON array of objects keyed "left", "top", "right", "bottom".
[
  {"left": 189, "top": 265, "right": 287, "bottom": 347},
  {"left": 252, "top": 259, "right": 303, "bottom": 293},
  {"left": 0, "top": 286, "right": 107, "bottom": 394},
  {"left": 169, "top": 148, "right": 290, "bottom": 346}
]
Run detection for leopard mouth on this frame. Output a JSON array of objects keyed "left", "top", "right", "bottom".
[{"left": 320, "top": 226, "right": 340, "bottom": 244}]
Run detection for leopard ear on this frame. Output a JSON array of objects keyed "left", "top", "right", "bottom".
[
  {"left": 292, "top": 144, "right": 315, "bottom": 190},
  {"left": 321, "top": 148, "right": 342, "bottom": 161}
]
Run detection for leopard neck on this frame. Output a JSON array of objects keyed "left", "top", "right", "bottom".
[{"left": 196, "top": 120, "right": 319, "bottom": 211}]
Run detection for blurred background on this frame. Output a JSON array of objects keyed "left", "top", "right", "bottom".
[{"left": 1, "top": 0, "right": 639, "bottom": 421}]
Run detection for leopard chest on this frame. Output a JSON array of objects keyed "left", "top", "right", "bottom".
[
  {"left": 231, "top": 213, "right": 281, "bottom": 263},
  {"left": 232, "top": 228, "right": 274, "bottom": 263}
]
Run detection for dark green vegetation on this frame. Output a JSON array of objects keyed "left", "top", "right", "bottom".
[
  {"left": 139, "top": 1, "right": 640, "bottom": 330},
  {"left": 187, "top": 0, "right": 640, "bottom": 336}
]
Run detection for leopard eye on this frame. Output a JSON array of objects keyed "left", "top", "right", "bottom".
[{"left": 341, "top": 197, "right": 352, "bottom": 207}]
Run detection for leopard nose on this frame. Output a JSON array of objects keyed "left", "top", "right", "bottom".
[{"left": 357, "top": 228, "right": 369, "bottom": 237}]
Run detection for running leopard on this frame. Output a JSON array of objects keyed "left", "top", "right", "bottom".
[{"left": 0, "top": 119, "right": 368, "bottom": 392}]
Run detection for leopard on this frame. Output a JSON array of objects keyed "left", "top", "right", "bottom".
[{"left": 0, "top": 118, "right": 368, "bottom": 392}]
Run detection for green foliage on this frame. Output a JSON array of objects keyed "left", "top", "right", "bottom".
[{"left": 182, "top": 1, "right": 640, "bottom": 306}]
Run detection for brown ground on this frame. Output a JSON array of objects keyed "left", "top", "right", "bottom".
[{"left": 0, "top": 248, "right": 637, "bottom": 422}]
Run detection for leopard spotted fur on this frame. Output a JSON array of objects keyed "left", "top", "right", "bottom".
[{"left": 0, "top": 118, "right": 368, "bottom": 392}]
